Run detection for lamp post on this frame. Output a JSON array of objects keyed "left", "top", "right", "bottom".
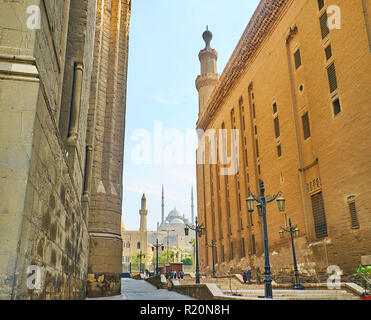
[
  {"left": 138, "top": 251, "right": 145, "bottom": 274},
  {"left": 152, "top": 239, "right": 164, "bottom": 275},
  {"left": 246, "top": 180, "right": 285, "bottom": 299},
  {"left": 279, "top": 218, "right": 304, "bottom": 290},
  {"left": 185, "top": 216, "right": 205, "bottom": 284},
  {"left": 206, "top": 240, "right": 217, "bottom": 278}
]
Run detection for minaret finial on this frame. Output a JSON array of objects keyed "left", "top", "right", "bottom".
[{"left": 202, "top": 26, "right": 213, "bottom": 49}]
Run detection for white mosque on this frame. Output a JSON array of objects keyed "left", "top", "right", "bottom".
[{"left": 122, "top": 186, "right": 195, "bottom": 270}]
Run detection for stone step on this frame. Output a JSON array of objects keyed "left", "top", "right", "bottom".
[{"left": 222, "top": 290, "right": 361, "bottom": 300}]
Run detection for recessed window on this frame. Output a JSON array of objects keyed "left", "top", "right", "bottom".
[
  {"left": 294, "top": 49, "right": 302, "bottom": 69},
  {"left": 299, "top": 84, "right": 304, "bottom": 93},
  {"left": 327, "top": 63, "right": 338, "bottom": 93},
  {"left": 273, "top": 102, "right": 278, "bottom": 114},
  {"left": 302, "top": 112, "right": 311, "bottom": 140},
  {"left": 320, "top": 12, "right": 330, "bottom": 39},
  {"left": 274, "top": 117, "right": 280, "bottom": 138},
  {"left": 255, "top": 139, "right": 260, "bottom": 158},
  {"left": 311, "top": 192, "right": 328, "bottom": 239},
  {"left": 332, "top": 98, "right": 341, "bottom": 116},
  {"left": 348, "top": 201, "right": 359, "bottom": 228},
  {"left": 255, "top": 126, "right": 258, "bottom": 135},
  {"left": 251, "top": 234, "right": 256, "bottom": 255},
  {"left": 258, "top": 164, "right": 261, "bottom": 175},
  {"left": 253, "top": 104, "right": 256, "bottom": 119},
  {"left": 277, "top": 144, "right": 282, "bottom": 157},
  {"left": 325, "top": 44, "right": 332, "bottom": 60},
  {"left": 318, "top": 0, "right": 325, "bottom": 11}
]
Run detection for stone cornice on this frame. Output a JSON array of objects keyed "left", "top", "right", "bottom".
[{"left": 197, "top": 0, "right": 291, "bottom": 130}]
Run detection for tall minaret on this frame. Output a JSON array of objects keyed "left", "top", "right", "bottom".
[
  {"left": 191, "top": 186, "right": 195, "bottom": 225},
  {"left": 161, "top": 185, "right": 165, "bottom": 223},
  {"left": 196, "top": 26, "right": 220, "bottom": 115},
  {"left": 139, "top": 193, "right": 148, "bottom": 232}
]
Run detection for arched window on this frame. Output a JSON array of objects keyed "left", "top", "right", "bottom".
[
  {"left": 137, "top": 242, "right": 141, "bottom": 249},
  {"left": 126, "top": 241, "right": 130, "bottom": 248}
]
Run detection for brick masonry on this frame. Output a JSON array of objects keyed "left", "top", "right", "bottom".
[{"left": 196, "top": 0, "right": 371, "bottom": 278}]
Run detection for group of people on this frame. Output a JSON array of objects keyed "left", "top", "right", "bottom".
[
  {"left": 242, "top": 266, "right": 252, "bottom": 285},
  {"left": 166, "top": 270, "right": 184, "bottom": 280}
]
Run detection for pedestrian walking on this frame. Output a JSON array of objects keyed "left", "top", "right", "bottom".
[
  {"left": 246, "top": 266, "right": 252, "bottom": 285},
  {"left": 243, "top": 272, "right": 247, "bottom": 284},
  {"left": 180, "top": 271, "right": 184, "bottom": 279}
]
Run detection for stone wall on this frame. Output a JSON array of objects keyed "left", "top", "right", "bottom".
[
  {"left": 86, "top": 0, "right": 131, "bottom": 298},
  {"left": 0, "top": 0, "right": 131, "bottom": 299}
]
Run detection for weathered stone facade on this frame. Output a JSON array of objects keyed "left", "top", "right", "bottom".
[
  {"left": 0, "top": 0, "right": 131, "bottom": 299},
  {"left": 196, "top": 0, "right": 371, "bottom": 277}
]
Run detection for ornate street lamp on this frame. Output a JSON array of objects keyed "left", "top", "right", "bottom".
[
  {"left": 277, "top": 195, "right": 286, "bottom": 213},
  {"left": 152, "top": 239, "right": 164, "bottom": 276},
  {"left": 185, "top": 217, "right": 205, "bottom": 284},
  {"left": 245, "top": 180, "right": 285, "bottom": 299},
  {"left": 206, "top": 240, "right": 217, "bottom": 278},
  {"left": 279, "top": 218, "right": 304, "bottom": 290}
]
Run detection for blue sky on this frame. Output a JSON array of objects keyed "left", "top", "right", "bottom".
[{"left": 123, "top": 0, "right": 260, "bottom": 231}]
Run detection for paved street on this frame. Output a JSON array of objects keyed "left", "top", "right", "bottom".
[{"left": 87, "top": 278, "right": 196, "bottom": 300}]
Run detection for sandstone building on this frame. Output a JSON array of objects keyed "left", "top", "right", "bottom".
[
  {"left": 196, "top": 0, "right": 371, "bottom": 277},
  {"left": 0, "top": 0, "right": 131, "bottom": 299}
]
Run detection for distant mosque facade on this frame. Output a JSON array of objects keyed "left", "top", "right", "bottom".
[
  {"left": 121, "top": 186, "right": 195, "bottom": 271},
  {"left": 156, "top": 185, "right": 194, "bottom": 231}
]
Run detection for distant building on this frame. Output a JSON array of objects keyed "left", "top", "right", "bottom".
[
  {"left": 195, "top": 0, "right": 371, "bottom": 276},
  {"left": 122, "top": 187, "right": 195, "bottom": 271}
]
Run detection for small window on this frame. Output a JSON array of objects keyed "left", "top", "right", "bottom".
[
  {"left": 274, "top": 117, "right": 280, "bottom": 138},
  {"left": 302, "top": 112, "right": 311, "bottom": 140},
  {"left": 327, "top": 63, "right": 338, "bottom": 93},
  {"left": 258, "top": 164, "right": 261, "bottom": 175},
  {"left": 320, "top": 12, "right": 330, "bottom": 39},
  {"left": 348, "top": 201, "right": 359, "bottom": 228},
  {"left": 137, "top": 242, "right": 141, "bottom": 249},
  {"left": 294, "top": 49, "right": 302, "bottom": 69},
  {"left": 256, "top": 139, "right": 260, "bottom": 158},
  {"left": 325, "top": 45, "right": 332, "bottom": 60},
  {"left": 273, "top": 102, "right": 278, "bottom": 114},
  {"left": 255, "top": 126, "right": 258, "bottom": 135},
  {"left": 277, "top": 144, "right": 282, "bottom": 157},
  {"left": 251, "top": 234, "right": 256, "bottom": 255},
  {"left": 318, "top": 0, "right": 325, "bottom": 11},
  {"left": 252, "top": 104, "right": 256, "bottom": 119},
  {"left": 332, "top": 98, "right": 341, "bottom": 116}
]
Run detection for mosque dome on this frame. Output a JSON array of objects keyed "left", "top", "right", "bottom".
[
  {"left": 170, "top": 218, "right": 185, "bottom": 225},
  {"left": 168, "top": 207, "right": 182, "bottom": 219}
]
